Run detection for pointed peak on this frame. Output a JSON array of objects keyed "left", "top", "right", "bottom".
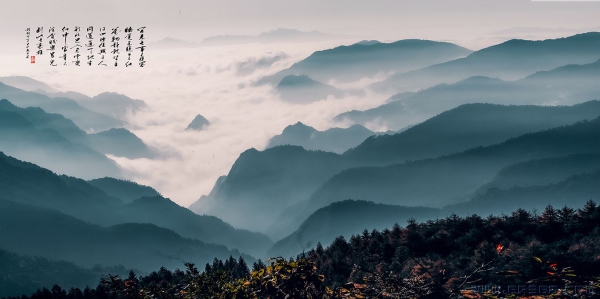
[{"left": 186, "top": 114, "right": 210, "bottom": 131}]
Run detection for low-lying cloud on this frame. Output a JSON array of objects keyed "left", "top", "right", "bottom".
[{"left": 0, "top": 40, "right": 393, "bottom": 207}]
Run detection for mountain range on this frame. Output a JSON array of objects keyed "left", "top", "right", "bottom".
[
  {"left": 0, "top": 199, "right": 250, "bottom": 273},
  {"left": 190, "top": 101, "right": 600, "bottom": 240},
  {"left": 370, "top": 32, "right": 600, "bottom": 93},
  {"left": 0, "top": 99, "right": 154, "bottom": 179},
  {"left": 0, "top": 100, "right": 123, "bottom": 180},
  {"left": 342, "top": 101, "right": 600, "bottom": 165},
  {"left": 336, "top": 58, "right": 600, "bottom": 130},
  {"left": 0, "top": 82, "right": 123, "bottom": 132},
  {"left": 258, "top": 39, "right": 472, "bottom": 85}
]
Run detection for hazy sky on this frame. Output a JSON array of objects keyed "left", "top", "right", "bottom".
[
  {"left": 1, "top": 0, "right": 600, "bottom": 49},
  {"left": 1, "top": 0, "right": 600, "bottom": 209}
]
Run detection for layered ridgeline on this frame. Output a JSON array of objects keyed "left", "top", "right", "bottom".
[
  {"left": 60, "top": 92, "right": 148, "bottom": 121},
  {"left": 0, "top": 99, "right": 153, "bottom": 179},
  {"left": 190, "top": 102, "right": 600, "bottom": 240},
  {"left": 0, "top": 82, "right": 123, "bottom": 132},
  {"left": 371, "top": 32, "right": 600, "bottom": 93},
  {"left": 336, "top": 59, "right": 600, "bottom": 130},
  {"left": 0, "top": 76, "right": 148, "bottom": 123},
  {"left": 0, "top": 152, "right": 272, "bottom": 259},
  {"left": 87, "top": 177, "right": 162, "bottom": 203},
  {"left": 269, "top": 155, "right": 600, "bottom": 257},
  {"left": 258, "top": 39, "right": 472, "bottom": 85},
  {"left": 34, "top": 90, "right": 148, "bottom": 122},
  {"left": 268, "top": 200, "right": 440, "bottom": 258},
  {"left": 343, "top": 101, "right": 600, "bottom": 165},
  {"left": 0, "top": 199, "right": 251, "bottom": 274},
  {"left": 266, "top": 122, "right": 385, "bottom": 154},
  {"left": 307, "top": 115, "right": 600, "bottom": 209},
  {"left": 0, "top": 99, "right": 122, "bottom": 180}
]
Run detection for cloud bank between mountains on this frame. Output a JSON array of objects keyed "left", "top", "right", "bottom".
[{"left": 0, "top": 41, "right": 392, "bottom": 207}]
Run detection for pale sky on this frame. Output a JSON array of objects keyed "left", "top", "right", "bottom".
[{"left": 1, "top": 0, "right": 600, "bottom": 49}]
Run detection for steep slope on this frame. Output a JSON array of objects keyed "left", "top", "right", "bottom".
[
  {"left": 0, "top": 83, "right": 123, "bottom": 132},
  {"left": 267, "top": 122, "right": 375, "bottom": 154},
  {"left": 189, "top": 146, "right": 359, "bottom": 233},
  {"left": 268, "top": 200, "right": 440, "bottom": 258},
  {"left": 87, "top": 128, "right": 155, "bottom": 159},
  {"left": 343, "top": 101, "right": 600, "bottom": 165},
  {"left": 259, "top": 39, "right": 471, "bottom": 84},
  {"left": 372, "top": 32, "right": 600, "bottom": 93},
  {"left": 337, "top": 59, "right": 600, "bottom": 130}
]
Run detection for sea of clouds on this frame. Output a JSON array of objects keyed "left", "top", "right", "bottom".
[{"left": 0, "top": 40, "right": 394, "bottom": 207}]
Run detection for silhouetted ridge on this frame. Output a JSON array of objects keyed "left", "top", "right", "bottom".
[{"left": 88, "top": 177, "right": 161, "bottom": 203}]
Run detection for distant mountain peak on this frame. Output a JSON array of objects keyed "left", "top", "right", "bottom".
[
  {"left": 277, "top": 75, "right": 329, "bottom": 89},
  {"left": 353, "top": 40, "right": 381, "bottom": 46},
  {"left": 186, "top": 114, "right": 210, "bottom": 131},
  {"left": 0, "top": 98, "right": 14, "bottom": 106},
  {"left": 282, "top": 122, "right": 317, "bottom": 134},
  {"left": 95, "top": 127, "right": 138, "bottom": 137}
]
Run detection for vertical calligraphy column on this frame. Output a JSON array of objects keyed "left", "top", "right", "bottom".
[
  {"left": 98, "top": 27, "right": 107, "bottom": 66},
  {"left": 111, "top": 27, "right": 120, "bottom": 67},
  {"left": 137, "top": 27, "right": 146, "bottom": 67},
  {"left": 47, "top": 27, "right": 57, "bottom": 66},
  {"left": 125, "top": 27, "right": 133, "bottom": 67},
  {"left": 72, "top": 26, "right": 81, "bottom": 66},
  {"left": 25, "top": 28, "right": 30, "bottom": 60},
  {"left": 36, "top": 27, "right": 43, "bottom": 56},
  {"left": 61, "top": 27, "right": 69, "bottom": 66},
  {"left": 86, "top": 26, "right": 94, "bottom": 66}
]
